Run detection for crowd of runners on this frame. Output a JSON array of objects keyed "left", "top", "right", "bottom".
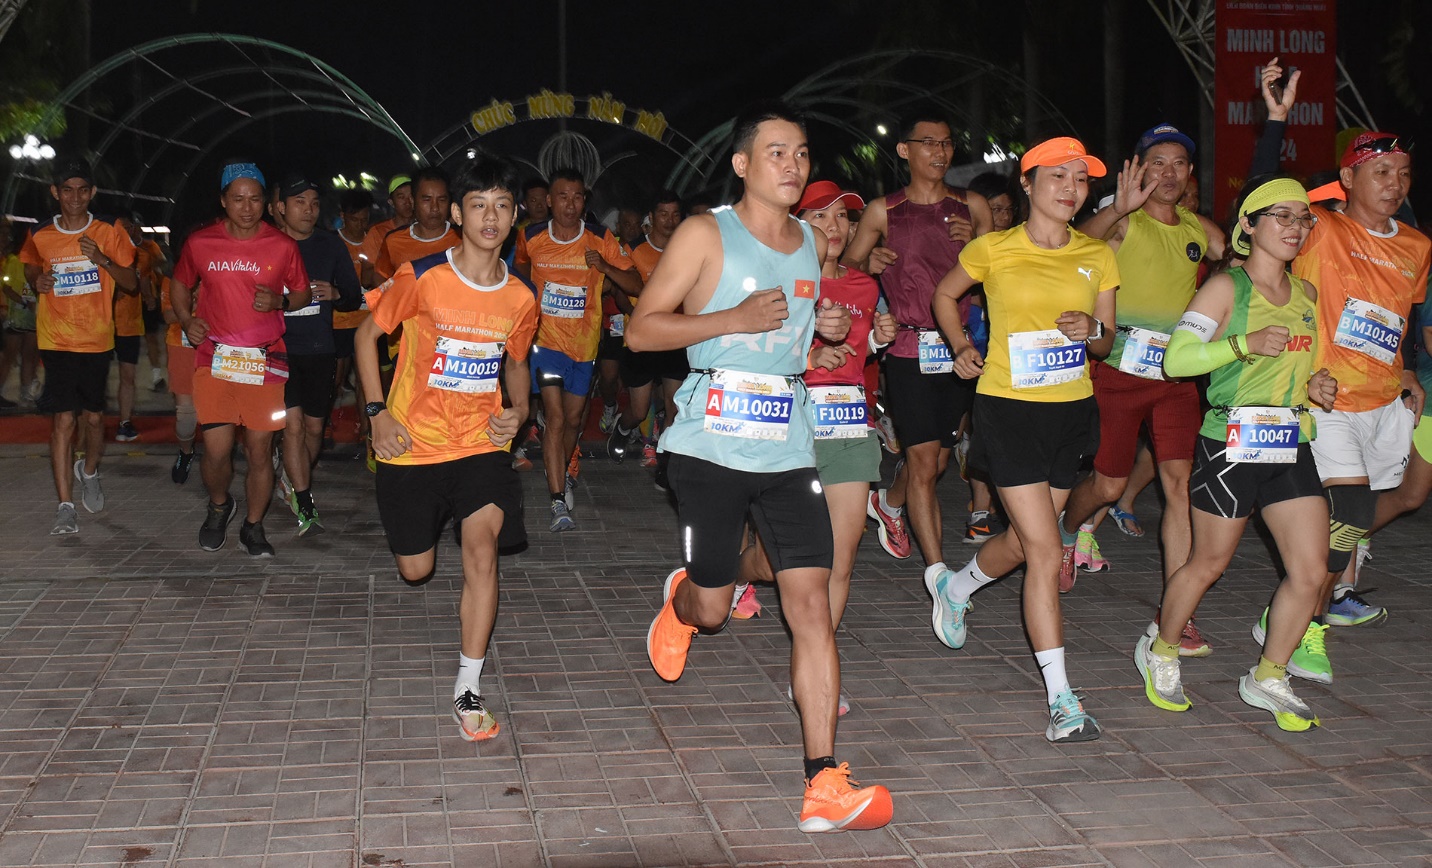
[{"left": 2, "top": 57, "right": 1428, "bottom": 833}]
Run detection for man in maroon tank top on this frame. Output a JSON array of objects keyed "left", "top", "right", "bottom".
[{"left": 845, "top": 114, "right": 993, "bottom": 590}]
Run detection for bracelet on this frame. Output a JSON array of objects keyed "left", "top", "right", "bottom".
[{"left": 1228, "top": 334, "right": 1251, "bottom": 363}]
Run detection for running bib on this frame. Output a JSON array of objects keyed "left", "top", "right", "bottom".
[
  {"left": 284, "top": 289, "right": 321, "bottom": 318},
  {"left": 181, "top": 330, "right": 193, "bottom": 349},
  {"left": 810, "top": 384, "right": 868, "bottom": 440},
  {"left": 52, "top": 260, "right": 102, "bottom": 298},
  {"left": 702, "top": 369, "right": 794, "bottom": 441},
  {"left": 1118, "top": 327, "right": 1170, "bottom": 380},
  {"left": 607, "top": 313, "right": 626, "bottom": 337},
  {"left": 428, "top": 337, "right": 502, "bottom": 393},
  {"left": 1009, "top": 329, "right": 1086, "bottom": 389},
  {"left": 211, "top": 343, "right": 266, "bottom": 386},
  {"left": 917, "top": 329, "right": 953, "bottom": 374},
  {"left": 1225, "top": 406, "right": 1298, "bottom": 464},
  {"left": 541, "top": 282, "right": 586, "bottom": 319},
  {"left": 1334, "top": 298, "right": 1403, "bottom": 364}
]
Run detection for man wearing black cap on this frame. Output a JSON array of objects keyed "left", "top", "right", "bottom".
[
  {"left": 1056, "top": 125, "right": 1225, "bottom": 653},
  {"left": 276, "top": 174, "right": 362, "bottom": 536},
  {"left": 19, "top": 160, "right": 138, "bottom": 535}
]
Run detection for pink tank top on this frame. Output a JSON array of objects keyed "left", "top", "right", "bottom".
[{"left": 882, "top": 190, "right": 972, "bottom": 358}]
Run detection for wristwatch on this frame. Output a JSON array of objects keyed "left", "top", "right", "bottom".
[
  {"left": 1085, "top": 319, "right": 1104, "bottom": 342},
  {"left": 364, "top": 401, "right": 387, "bottom": 417}
]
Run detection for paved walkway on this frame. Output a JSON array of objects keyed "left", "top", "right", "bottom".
[{"left": 0, "top": 441, "right": 1430, "bottom": 867}]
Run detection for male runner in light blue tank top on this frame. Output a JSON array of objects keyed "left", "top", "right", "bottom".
[{"left": 626, "top": 101, "right": 893, "bottom": 833}]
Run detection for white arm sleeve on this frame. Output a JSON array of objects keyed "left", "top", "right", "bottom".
[{"left": 1174, "top": 310, "right": 1219, "bottom": 343}]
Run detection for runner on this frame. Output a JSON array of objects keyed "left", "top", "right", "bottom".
[
  {"left": 1279, "top": 131, "right": 1429, "bottom": 681},
  {"left": 0, "top": 219, "right": 39, "bottom": 408},
  {"left": 1134, "top": 175, "right": 1333, "bottom": 732},
  {"left": 170, "top": 160, "right": 311, "bottom": 556},
  {"left": 518, "top": 178, "right": 549, "bottom": 230},
  {"left": 19, "top": 160, "right": 138, "bottom": 535},
  {"left": 354, "top": 153, "right": 537, "bottom": 743},
  {"left": 732, "top": 180, "right": 899, "bottom": 717},
  {"left": 111, "top": 216, "right": 149, "bottom": 442},
  {"left": 360, "top": 175, "right": 413, "bottom": 288},
  {"left": 928, "top": 137, "right": 1117, "bottom": 743},
  {"left": 628, "top": 101, "right": 892, "bottom": 832},
  {"left": 1056, "top": 125, "right": 1226, "bottom": 661},
  {"left": 512, "top": 168, "right": 642, "bottom": 532},
  {"left": 159, "top": 272, "right": 197, "bottom": 483},
  {"left": 333, "top": 187, "right": 374, "bottom": 421},
  {"left": 125, "top": 216, "right": 169, "bottom": 392},
  {"left": 275, "top": 174, "right": 362, "bottom": 536},
  {"left": 508, "top": 177, "right": 550, "bottom": 470},
  {"left": 609, "top": 190, "right": 684, "bottom": 468},
  {"left": 374, "top": 167, "right": 460, "bottom": 280},
  {"left": 844, "top": 112, "right": 992, "bottom": 570}
]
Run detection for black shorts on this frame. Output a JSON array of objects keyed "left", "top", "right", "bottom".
[
  {"left": 970, "top": 394, "right": 1098, "bottom": 489},
  {"left": 597, "top": 333, "right": 625, "bottom": 362},
  {"left": 38, "top": 350, "right": 110, "bottom": 415},
  {"left": 1189, "top": 435, "right": 1323, "bottom": 519},
  {"left": 142, "top": 305, "right": 165, "bottom": 334},
  {"left": 284, "top": 353, "right": 336, "bottom": 418},
  {"left": 332, "top": 327, "right": 356, "bottom": 359},
  {"left": 882, "top": 354, "right": 974, "bottom": 448},
  {"left": 666, "top": 452, "right": 834, "bottom": 588},
  {"left": 623, "top": 348, "right": 690, "bottom": 389},
  {"left": 375, "top": 451, "right": 526, "bottom": 555},
  {"left": 113, "top": 334, "right": 142, "bottom": 365},
  {"left": 655, "top": 349, "right": 688, "bottom": 383}
]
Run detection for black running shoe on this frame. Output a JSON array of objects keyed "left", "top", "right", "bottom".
[
  {"left": 239, "top": 521, "right": 275, "bottom": 557},
  {"left": 199, "top": 498, "right": 235, "bottom": 551},
  {"left": 172, "top": 450, "right": 194, "bottom": 485}
]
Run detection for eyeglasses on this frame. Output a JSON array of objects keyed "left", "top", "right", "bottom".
[
  {"left": 1255, "top": 209, "right": 1317, "bottom": 229},
  {"left": 989, "top": 205, "right": 1015, "bottom": 215},
  {"left": 1354, "top": 136, "right": 1412, "bottom": 156},
  {"left": 903, "top": 138, "right": 955, "bottom": 150}
]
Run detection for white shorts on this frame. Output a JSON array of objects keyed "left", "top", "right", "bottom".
[{"left": 1309, "top": 399, "right": 1416, "bottom": 490}]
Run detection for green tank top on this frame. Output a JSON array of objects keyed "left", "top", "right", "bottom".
[
  {"left": 1108, "top": 207, "right": 1207, "bottom": 368},
  {"left": 1200, "top": 267, "right": 1320, "bottom": 442}
]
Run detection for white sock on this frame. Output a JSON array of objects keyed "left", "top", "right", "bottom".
[
  {"left": 1079, "top": 521, "right": 1096, "bottom": 533},
  {"left": 1034, "top": 647, "right": 1069, "bottom": 705},
  {"left": 455, "top": 654, "right": 485, "bottom": 697},
  {"left": 731, "top": 583, "right": 748, "bottom": 607},
  {"left": 946, "top": 555, "right": 997, "bottom": 601},
  {"left": 878, "top": 488, "right": 901, "bottom": 517},
  {"left": 923, "top": 562, "right": 948, "bottom": 586}
]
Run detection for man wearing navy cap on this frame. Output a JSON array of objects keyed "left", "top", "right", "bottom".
[{"left": 1056, "top": 125, "right": 1227, "bottom": 658}]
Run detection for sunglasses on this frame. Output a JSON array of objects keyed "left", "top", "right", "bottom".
[{"left": 1354, "top": 136, "right": 1413, "bottom": 156}]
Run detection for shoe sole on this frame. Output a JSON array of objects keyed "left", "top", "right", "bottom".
[
  {"left": 1324, "top": 609, "right": 1388, "bottom": 628},
  {"left": 1133, "top": 637, "right": 1191, "bottom": 712},
  {"left": 1250, "top": 622, "right": 1332, "bottom": 684},
  {"left": 1238, "top": 676, "right": 1319, "bottom": 732},
  {"left": 297, "top": 524, "right": 326, "bottom": 537},
  {"left": 647, "top": 568, "right": 688, "bottom": 682},
  {"left": 455, "top": 714, "right": 501, "bottom": 742},
  {"left": 550, "top": 519, "right": 575, "bottom": 532},
  {"left": 50, "top": 525, "right": 78, "bottom": 536},
  {"left": 1046, "top": 722, "right": 1101, "bottom": 743},
  {"left": 798, "top": 793, "right": 880, "bottom": 833},
  {"left": 962, "top": 533, "right": 993, "bottom": 545}
]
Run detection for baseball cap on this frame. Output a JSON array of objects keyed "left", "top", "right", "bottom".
[
  {"left": 1135, "top": 124, "right": 1196, "bottom": 157},
  {"left": 1340, "top": 131, "right": 1410, "bottom": 169},
  {"left": 1019, "top": 137, "right": 1107, "bottom": 177},
  {"left": 278, "top": 174, "right": 321, "bottom": 199},
  {"left": 387, "top": 174, "right": 413, "bottom": 195},
  {"left": 797, "top": 180, "right": 865, "bottom": 214},
  {"left": 51, "top": 160, "right": 95, "bottom": 187}
]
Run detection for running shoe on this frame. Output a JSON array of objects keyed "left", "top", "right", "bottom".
[
  {"left": 647, "top": 567, "right": 698, "bottom": 682},
  {"left": 150, "top": 368, "right": 166, "bottom": 391},
  {"left": 653, "top": 454, "right": 670, "bottom": 492},
  {"left": 953, "top": 433, "right": 971, "bottom": 481},
  {"left": 1238, "top": 667, "right": 1320, "bottom": 732},
  {"left": 1252, "top": 610, "right": 1332, "bottom": 684},
  {"left": 640, "top": 440, "right": 658, "bottom": 468},
  {"left": 1109, "top": 505, "right": 1144, "bottom": 537},
  {"left": 1325, "top": 585, "right": 1387, "bottom": 627},
  {"left": 599, "top": 404, "right": 619, "bottom": 434},
  {"left": 239, "top": 522, "right": 275, "bottom": 558},
  {"left": 797, "top": 763, "right": 893, "bottom": 833},
  {"left": 278, "top": 470, "right": 298, "bottom": 517},
  {"left": 51, "top": 502, "right": 78, "bottom": 535},
  {"left": 115, "top": 420, "right": 140, "bottom": 442},
  {"left": 865, "top": 490, "right": 911, "bottom": 559},
  {"left": 924, "top": 568, "right": 971, "bottom": 650},
  {"left": 549, "top": 500, "right": 574, "bottom": 533},
  {"left": 567, "top": 447, "right": 581, "bottom": 481},
  {"left": 1133, "top": 634, "right": 1191, "bottom": 712},
  {"left": 1074, "top": 530, "right": 1109, "bottom": 572},
  {"left": 607, "top": 426, "right": 630, "bottom": 463},
  {"left": 73, "top": 459, "right": 104, "bottom": 513},
  {"left": 564, "top": 473, "right": 577, "bottom": 511},
  {"left": 731, "top": 583, "right": 762, "bottom": 619},
  {"left": 873, "top": 405, "right": 900, "bottom": 454},
  {"left": 453, "top": 686, "right": 501, "bottom": 741},
  {"left": 511, "top": 445, "right": 533, "bottom": 472},
  {"left": 1046, "top": 688, "right": 1101, "bottom": 743},
  {"left": 296, "top": 502, "right": 325, "bottom": 537},
  {"left": 1144, "top": 616, "right": 1212, "bottom": 658},
  {"left": 963, "top": 510, "right": 996, "bottom": 544},
  {"left": 1057, "top": 543, "right": 1078, "bottom": 594},
  {"left": 198, "top": 498, "right": 235, "bottom": 551},
  {"left": 171, "top": 450, "right": 194, "bottom": 485}
]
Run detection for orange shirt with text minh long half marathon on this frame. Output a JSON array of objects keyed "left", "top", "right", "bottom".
[
  {"left": 19, "top": 214, "right": 136, "bottom": 353},
  {"left": 514, "top": 220, "right": 630, "bottom": 363}
]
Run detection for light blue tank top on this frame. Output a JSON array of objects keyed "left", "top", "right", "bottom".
[{"left": 660, "top": 206, "right": 821, "bottom": 472}]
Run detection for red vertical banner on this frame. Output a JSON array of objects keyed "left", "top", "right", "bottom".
[{"left": 1213, "top": 0, "right": 1338, "bottom": 220}]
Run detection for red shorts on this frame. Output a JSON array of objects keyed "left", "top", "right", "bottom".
[
  {"left": 193, "top": 366, "right": 286, "bottom": 431},
  {"left": 167, "top": 344, "right": 196, "bottom": 397},
  {"left": 1090, "top": 361, "right": 1201, "bottom": 478}
]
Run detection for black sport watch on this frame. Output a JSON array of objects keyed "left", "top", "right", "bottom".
[{"left": 364, "top": 401, "right": 387, "bottom": 417}]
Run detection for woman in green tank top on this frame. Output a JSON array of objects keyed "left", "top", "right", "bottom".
[{"left": 1134, "top": 175, "right": 1339, "bottom": 733}]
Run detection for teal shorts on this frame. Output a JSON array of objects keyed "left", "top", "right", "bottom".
[{"left": 814, "top": 430, "right": 882, "bottom": 486}]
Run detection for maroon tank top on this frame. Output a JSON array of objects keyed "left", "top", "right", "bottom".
[{"left": 882, "top": 189, "right": 973, "bottom": 358}]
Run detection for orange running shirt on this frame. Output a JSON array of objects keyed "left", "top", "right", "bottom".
[
  {"left": 1294, "top": 207, "right": 1432, "bottom": 411},
  {"left": 333, "top": 227, "right": 369, "bottom": 330},
  {"left": 368, "top": 249, "right": 538, "bottom": 465},
  {"left": 514, "top": 220, "right": 631, "bottom": 362},
  {"left": 20, "top": 214, "right": 136, "bottom": 352},
  {"left": 374, "top": 223, "right": 459, "bottom": 280}
]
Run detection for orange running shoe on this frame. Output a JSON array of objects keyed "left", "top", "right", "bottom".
[
  {"left": 798, "top": 763, "right": 893, "bottom": 832},
  {"left": 647, "top": 568, "right": 698, "bottom": 682},
  {"left": 567, "top": 446, "right": 581, "bottom": 480},
  {"left": 731, "top": 583, "right": 762, "bottom": 619}
]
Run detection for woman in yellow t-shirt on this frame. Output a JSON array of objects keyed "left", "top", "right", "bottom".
[{"left": 929, "top": 137, "right": 1118, "bottom": 744}]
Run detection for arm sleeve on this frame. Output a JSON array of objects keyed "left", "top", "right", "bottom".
[
  {"left": 1249, "top": 119, "right": 1287, "bottom": 177},
  {"left": 1164, "top": 328, "right": 1240, "bottom": 378}
]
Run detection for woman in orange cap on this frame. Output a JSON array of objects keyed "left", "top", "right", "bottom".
[{"left": 927, "top": 137, "right": 1119, "bottom": 743}]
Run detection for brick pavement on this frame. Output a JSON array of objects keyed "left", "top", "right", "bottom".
[{"left": 0, "top": 441, "right": 1429, "bottom": 866}]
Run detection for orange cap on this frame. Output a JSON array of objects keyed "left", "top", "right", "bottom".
[{"left": 1019, "top": 137, "right": 1107, "bottom": 178}]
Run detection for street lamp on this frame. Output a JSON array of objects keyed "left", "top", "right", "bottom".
[{"left": 8, "top": 135, "right": 55, "bottom": 161}]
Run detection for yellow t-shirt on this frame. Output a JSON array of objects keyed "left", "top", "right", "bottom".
[{"left": 959, "top": 225, "right": 1120, "bottom": 402}]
